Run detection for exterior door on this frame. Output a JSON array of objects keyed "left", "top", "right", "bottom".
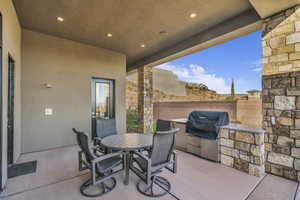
[
  {"left": 91, "top": 78, "right": 115, "bottom": 138},
  {"left": 0, "top": 47, "right": 2, "bottom": 187},
  {"left": 0, "top": 13, "right": 3, "bottom": 189},
  {"left": 7, "top": 56, "right": 14, "bottom": 165}
]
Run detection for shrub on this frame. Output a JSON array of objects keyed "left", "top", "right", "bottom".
[
  {"left": 126, "top": 109, "right": 139, "bottom": 132},
  {"left": 226, "top": 95, "right": 235, "bottom": 101}
]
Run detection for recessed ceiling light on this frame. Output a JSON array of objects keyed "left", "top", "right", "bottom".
[
  {"left": 57, "top": 17, "right": 64, "bottom": 22},
  {"left": 140, "top": 44, "right": 146, "bottom": 48},
  {"left": 107, "top": 33, "right": 113, "bottom": 37},
  {"left": 190, "top": 13, "right": 197, "bottom": 18}
]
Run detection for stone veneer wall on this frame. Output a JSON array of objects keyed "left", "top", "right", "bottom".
[
  {"left": 137, "top": 66, "right": 153, "bottom": 133},
  {"left": 219, "top": 128, "right": 265, "bottom": 177},
  {"left": 263, "top": 5, "right": 300, "bottom": 75},
  {"left": 263, "top": 72, "right": 300, "bottom": 181},
  {"left": 262, "top": 5, "right": 300, "bottom": 181}
]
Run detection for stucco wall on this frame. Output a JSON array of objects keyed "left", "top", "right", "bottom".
[
  {"left": 154, "top": 100, "right": 262, "bottom": 129},
  {"left": 153, "top": 101, "right": 237, "bottom": 121},
  {"left": 0, "top": 0, "right": 22, "bottom": 188},
  {"left": 236, "top": 99, "right": 262, "bottom": 129},
  {"left": 21, "top": 29, "right": 126, "bottom": 153}
]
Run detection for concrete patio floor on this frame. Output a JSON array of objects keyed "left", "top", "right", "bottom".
[{"left": 0, "top": 146, "right": 299, "bottom": 200}]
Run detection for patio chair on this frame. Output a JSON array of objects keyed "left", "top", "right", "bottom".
[
  {"left": 156, "top": 119, "right": 176, "bottom": 131},
  {"left": 142, "top": 119, "right": 176, "bottom": 155},
  {"left": 73, "top": 128, "right": 124, "bottom": 197},
  {"left": 130, "top": 128, "right": 179, "bottom": 197},
  {"left": 93, "top": 119, "right": 117, "bottom": 153}
]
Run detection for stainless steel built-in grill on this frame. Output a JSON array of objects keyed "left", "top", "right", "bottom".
[
  {"left": 172, "top": 110, "right": 229, "bottom": 162},
  {"left": 186, "top": 110, "right": 229, "bottom": 140}
]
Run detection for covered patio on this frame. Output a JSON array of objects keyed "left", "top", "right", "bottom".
[
  {"left": 2, "top": 145, "right": 299, "bottom": 200},
  {"left": 0, "top": 0, "right": 300, "bottom": 199}
]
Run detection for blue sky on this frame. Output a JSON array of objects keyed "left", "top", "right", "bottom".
[{"left": 156, "top": 31, "right": 262, "bottom": 94}]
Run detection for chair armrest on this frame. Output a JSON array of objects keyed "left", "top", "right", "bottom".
[
  {"left": 89, "top": 146, "right": 104, "bottom": 156},
  {"left": 94, "top": 137, "right": 102, "bottom": 142},
  {"left": 92, "top": 151, "right": 123, "bottom": 164},
  {"left": 90, "top": 151, "right": 123, "bottom": 184}
]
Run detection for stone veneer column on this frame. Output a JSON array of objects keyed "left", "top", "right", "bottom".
[
  {"left": 219, "top": 128, "right": 265, "bottom": 177},
  {"left": 262, "top": 5, "right": 300, "bottom": 181},
  {"left": 137, "top": 66, "right": 153, "bottom": 133}
]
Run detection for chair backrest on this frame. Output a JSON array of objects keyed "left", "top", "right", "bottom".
[
  {"left": 95, "top": 119, "right": 117, "bottom": 139},
  {"left": 150, "top": 128, "right": 179, "bottom": 167},
  {"left": 156, "top": 120, "right": 175, "bottom": 132},
  {"left": 72, "top": 128, "right": 95, "bottom": 164}
]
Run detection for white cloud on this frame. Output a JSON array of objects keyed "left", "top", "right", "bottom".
[
  {"left": 156, "top": 62, "right": 231, "bottom": 94},
  {"left": 250, "top": 60, "right": 262, "bottom": 73},
  {"left": 252, "top": 67, "right": 262, "bottom": 72}
]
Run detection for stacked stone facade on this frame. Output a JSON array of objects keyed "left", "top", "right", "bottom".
[
  {"left": 137, "top": 66, "right": 153, "bottom": 133},
  {"left": 219, "top": 128, "right": 265, "bottom": 177},
  {"left": 263, "top": 6, "right": 300, "bottom": 75},
  {"left": 263, "top": 72, "right": 300, "bottom": 181},
  {"left": 262, "top": 5, "right": 300, "bottom": 181}
]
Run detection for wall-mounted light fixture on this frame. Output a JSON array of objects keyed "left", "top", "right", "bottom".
[{"left": 42, "top": 83, "right": 53, "bottom": 88}]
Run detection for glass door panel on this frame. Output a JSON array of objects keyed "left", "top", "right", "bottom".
[{"left": 91, "top": 78, "right": 115, "bottom": 137}]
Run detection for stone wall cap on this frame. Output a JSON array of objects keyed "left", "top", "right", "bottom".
[
  {"left": 169, "top": 118, "right": 188, "bottom": 124},
  {"left": 221, "top": 123, "right": 265, "bottom": 134}
]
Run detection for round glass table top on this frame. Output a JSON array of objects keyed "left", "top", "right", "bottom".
[{"left": 101, "top": 133, "right": 153, "bottom": 151}]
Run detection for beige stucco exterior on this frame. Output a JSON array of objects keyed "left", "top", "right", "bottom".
[
  {"left": 21, "top": 29, "right": 126, "bottom": 153},
  {"left": 0, "top": 0, "right": 22, "bottom": 188}
]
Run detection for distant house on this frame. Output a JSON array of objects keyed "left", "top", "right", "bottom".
[{"left": 247, "top": 90, "right": 261, "bottom": 99}]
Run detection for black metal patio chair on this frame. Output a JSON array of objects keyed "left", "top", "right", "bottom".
[
  {"left": 130, "top": 128, "right": 179, "bottom": 197},
  {"left": 156, "top": 119, "right": 176, "bottom": 132},
  {"left": 141, "top": 119, "right": 176, "bottom": 155},
  {"left": 93, "top": 119, "right": 117, "bottom": 153},
  {"left": 73, "top": 128, "right": 124, "bottom": 197}
]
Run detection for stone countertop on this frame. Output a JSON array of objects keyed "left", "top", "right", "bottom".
[
  {"left": 220, "top": 123, "right": 265, "bottom": 134},
  {"left": 169, "top": 118, "right": 188, "bottom": 124},
  {"left": 170, "top": 119, "right": 265, "bottom": 134}
]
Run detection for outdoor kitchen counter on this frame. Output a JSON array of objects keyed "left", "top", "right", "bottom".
[
  {"left": 170, "top": 118, "right": 219, "bottom": 162},
  {"left": 170, "top": 118, "right": 188, "bottom": 124},
  {"left": 170, "top": 119, "right": 265, "bottom": 134},
  {"left": 220, "top": 123, "right": 265, "bottom": 134},
  {"left": 170, "top": 119, "right": 265, "bottom": 177},
  {"left": 219, "top": 124, "right": 265, "bottom": 177}
]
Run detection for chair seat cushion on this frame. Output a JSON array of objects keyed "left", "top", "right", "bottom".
[{"left": 97, "top": 156, "right": 122, "bottom": 173}]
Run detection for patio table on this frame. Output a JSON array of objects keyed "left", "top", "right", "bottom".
[{"left": 101, "top": 133, "right": 153, "bottom": 185}]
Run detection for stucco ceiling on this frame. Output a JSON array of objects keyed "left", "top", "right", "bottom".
[
  {"left": 12, "top": 0, "right": 298, "bottom": 70},
  {"left": 249, "top": 0, "right": 299, "bottom": 19}
]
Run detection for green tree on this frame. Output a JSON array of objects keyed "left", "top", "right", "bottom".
[
  {"left": 231, "top": 79, "right": 235, "bottom": 97},
  {"left": 226, "top": 79, "right": 235, "bottom": 101}
]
